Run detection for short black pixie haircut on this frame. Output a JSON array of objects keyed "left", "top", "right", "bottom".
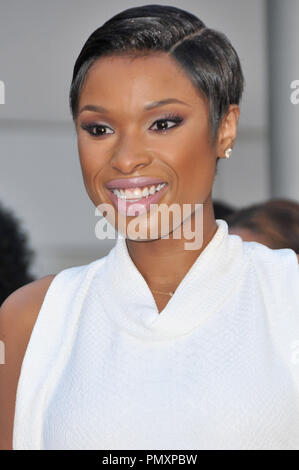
[{"left": 69, "top": 4, "right": 244, "bottom": 163}]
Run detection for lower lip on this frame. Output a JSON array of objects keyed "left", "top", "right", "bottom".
[{"left": 107, "top": 184, "right": 168, "bottom": 216}]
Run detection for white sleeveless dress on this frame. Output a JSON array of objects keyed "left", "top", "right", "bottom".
[{"left": 13, "top": 219, "right": 299, "bottom": 450}]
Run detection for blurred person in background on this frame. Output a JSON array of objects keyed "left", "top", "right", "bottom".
[
  {"left": 227, "top": 199, "right": 299, "bottom": 261},
  {"left": 213, "top": 199, "right": 236, "bottom": 223},
  {"left": 0, "top": 202, "right": 35, "bottom": 306}
]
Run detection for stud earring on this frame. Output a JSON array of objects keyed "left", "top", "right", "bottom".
[{"left": 225, "top": 147, "right": 232, "bottom": 159}]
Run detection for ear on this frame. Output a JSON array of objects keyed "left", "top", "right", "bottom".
[{"left": 216, "top": 104, "right": 240, "bottom": 158}]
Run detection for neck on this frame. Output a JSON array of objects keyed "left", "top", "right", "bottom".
[{"left": 125, "top": 200, "right": 218, "bottom": 293}]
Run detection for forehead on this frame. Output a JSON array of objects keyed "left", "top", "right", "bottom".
[{"left": 79, "top": 53, "right": 204, "bottom": 110}]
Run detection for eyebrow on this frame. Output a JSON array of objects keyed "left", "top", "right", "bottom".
[{"left": 78, "top": 98, "right": 191, "bottom": 114}]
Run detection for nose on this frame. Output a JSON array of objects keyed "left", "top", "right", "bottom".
[{"left": 110, "top": 132, "right": 152, "bottom": 174}]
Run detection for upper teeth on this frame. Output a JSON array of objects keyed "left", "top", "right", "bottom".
[{"left": 111, "top": 183, "right": 166, "bottom": 200}]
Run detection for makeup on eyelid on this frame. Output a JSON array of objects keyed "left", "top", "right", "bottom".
[{"left": 80, "top": 113, "right": 184, "bottom": 137}]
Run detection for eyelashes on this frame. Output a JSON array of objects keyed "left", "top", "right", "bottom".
[
  {"left": 80, "top": 113, "right": 184, "bottom": 138},
  {"left": 151, "top": 113, "right": 183, "bottom": 132}
]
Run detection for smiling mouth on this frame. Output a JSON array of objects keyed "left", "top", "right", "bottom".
[
  {"left": 109, "top": 182, "right": 167, "bottom": 201},
  {"left": 106, "top": 181, "right": 169, "bottom": 216}
]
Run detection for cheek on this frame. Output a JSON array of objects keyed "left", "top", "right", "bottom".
[
  {"left": 77, "top": 139, "right": 106, "bottom": 202},
  {"left": 78, "top": 136, "right": 107, "bottom": 175},
  {"left": 166, "top": 126, "right": 216, "bottom": 200}
]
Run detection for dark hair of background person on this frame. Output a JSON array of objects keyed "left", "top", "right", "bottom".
[
  {"left": 69, "top": 4, "right": 245, "bottom": 168},
  {"left": 227, "top": 198, "right": 299, "bottom": 254},
  {"left": 213, "top": 200, "right": 236, "bottom": 223},
  {"left": 0, "top": 202, "right": 36, "bottom": 306}
]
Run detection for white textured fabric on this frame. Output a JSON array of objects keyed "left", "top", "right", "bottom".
[{"left": 13, "top": 219, "right": 299, "bottom": 450}]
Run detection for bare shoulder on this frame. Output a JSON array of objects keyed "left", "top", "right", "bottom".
[
  {"left": 0, "top": 274, "right": 56, "bottom": 333},
  {"left": 0, "top": 274, "right": 56, "bottom": 450}
]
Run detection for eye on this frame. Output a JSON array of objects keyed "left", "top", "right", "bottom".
[
  {"left": 150, "top": 113, "right": 184, "bottom": 132},
  {"left": 80, "top": 123, "right": 114, "bottom": 137},
  {"left": 80, "top": 113, "right": 184, "bottom": 138}
]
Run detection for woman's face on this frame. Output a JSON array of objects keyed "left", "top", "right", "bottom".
[{"left": 76, "top": 53, "right": 232, "bottom": 239}]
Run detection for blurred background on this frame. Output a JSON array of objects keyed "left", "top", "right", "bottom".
[{"left": 0, "top": 0, "right": 298, "bottom": 279}]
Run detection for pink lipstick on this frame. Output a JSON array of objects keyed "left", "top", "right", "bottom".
[
  {"left": 106, "top": 180, "right": 168, "bottom": 216},
  {"left": 106, "top": 176, "right": 167, "bottom": 190}
]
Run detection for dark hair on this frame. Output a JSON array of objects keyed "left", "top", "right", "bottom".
[
  {"left": 213, "top": 199, "right": 236, "bottom": 222},
  {"left": 227, "top": 198, "right": 299, "bottom": 253},
  {"left": 69, "top": 4, "right": 244, "bottom": 164},
  {"left": 0, "top": 202, "right": 35, "bottom": 306}
]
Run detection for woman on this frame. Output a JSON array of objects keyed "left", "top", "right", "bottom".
[{"left": 1, "top": 4, "right": 299, "bottom": 450}]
